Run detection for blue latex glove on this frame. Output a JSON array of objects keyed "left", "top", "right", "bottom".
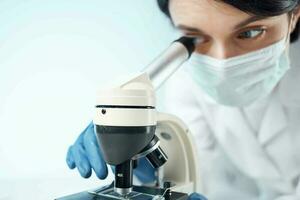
[
  {"left": 188, "top": 193, "right": 208, "bottom": 200},
  {"left": 66, "top": 121, "right": 156, "bottom": 182},
  {"left": 66, "top": 122, "right": 107, "bottom": 179}
]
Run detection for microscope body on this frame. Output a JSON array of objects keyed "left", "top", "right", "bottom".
[
  {"left": 94, "top": 72, "right": 168, "bottom": 196},
  {"left": 56, "top": 73, "right": 201, "bottom": 200},
  {"left": 56, "top": 37, "right": 200, "bottom": 200}
]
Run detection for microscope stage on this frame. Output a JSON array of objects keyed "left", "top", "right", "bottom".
[{"left": 56, "top": 183, "right": 188, "bottom": 200}]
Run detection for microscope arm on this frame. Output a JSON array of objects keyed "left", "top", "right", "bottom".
[{"left": 155, "top": 112, "right": 202, "bottom": 194}]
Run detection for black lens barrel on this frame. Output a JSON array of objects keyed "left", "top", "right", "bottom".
[
  {"left": 115, "top": 160, "right": 133, "bottom": 191},
  {"left": 146, "top": 145, "right": 168, "bottom": 168}
]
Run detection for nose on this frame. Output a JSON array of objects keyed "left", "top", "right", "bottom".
[{"left": 205, "top": 42, "right": 238, "bottom": 59}]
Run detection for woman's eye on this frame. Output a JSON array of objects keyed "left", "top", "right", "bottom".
[{"left": 237, "top": 28, "right": 265, "bottom": 39}]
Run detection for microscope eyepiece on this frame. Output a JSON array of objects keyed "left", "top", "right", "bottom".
[{"left": 173, "top": 36, "right": 196, "bottom": 58}]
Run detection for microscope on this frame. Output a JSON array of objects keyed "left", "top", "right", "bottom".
[{"left": 56, "top": 37, "right": 202, "bottom": 200}]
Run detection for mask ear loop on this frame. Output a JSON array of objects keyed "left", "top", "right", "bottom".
[
  {"left": 286, "top": 13, "right": 294, "bottom": 43},
  {"left": 285, "top": 12, "right": 294, "bottom": 55}
]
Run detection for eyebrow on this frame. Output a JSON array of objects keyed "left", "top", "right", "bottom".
[
  {"left": 176, "top": 15, "right": 270, "bottom": 34},
  {"left": 176, "top": 24, "right": 208, "bottom": 35},
  {"left": 234, "top": 15, "right": 270, "bottom": 29}
]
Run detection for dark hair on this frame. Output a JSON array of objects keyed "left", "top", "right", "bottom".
[{"left": 157, "top": 0, "right": 300, "bottom": 43}]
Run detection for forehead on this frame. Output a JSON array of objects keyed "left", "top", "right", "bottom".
[{"left": 169, "top": 0, "right": 252, "bottom": 30}]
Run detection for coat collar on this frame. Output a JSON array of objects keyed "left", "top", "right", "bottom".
[
  {"left": 201, "top": 88, "right": 289, "bottom": 180},
  {"left": 257, "top": 90, "right": 288, "bottom": 145},
  {"left": 212, "top": 103, "right": 283, "bottom": 180}
]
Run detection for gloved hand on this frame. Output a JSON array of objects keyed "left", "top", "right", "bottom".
[
  {"left": 188, "top": 193, "right": 208, "bottom": 200},
  {"left": 66, "top": 121, "right": 156, "bottom": 182}
]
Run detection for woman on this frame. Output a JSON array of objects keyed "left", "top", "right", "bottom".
[{"left": 66, "top": 0, "right": 300, "bottom": 199}]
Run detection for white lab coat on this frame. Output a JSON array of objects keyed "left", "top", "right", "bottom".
[{"left": 161, "top": 39, "right": 300, "bottom": 200}]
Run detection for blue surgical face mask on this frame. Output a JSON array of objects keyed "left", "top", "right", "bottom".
[{"left": 186, "top": 38, "right": 291, "bottom": 107}]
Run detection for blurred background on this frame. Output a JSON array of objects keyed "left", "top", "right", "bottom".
[{"left": 0, "top": 0, "right": 180, "bottom": 199}]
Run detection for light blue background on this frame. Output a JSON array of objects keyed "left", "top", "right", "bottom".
[{"left": 0, "top": 0, "right": 181, "bottom": 199}]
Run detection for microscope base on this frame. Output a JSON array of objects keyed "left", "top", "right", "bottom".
[{"left": 55, "top": 182, "right": 188, "bottom": 200}]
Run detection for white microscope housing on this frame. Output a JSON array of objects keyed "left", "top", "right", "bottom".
[{"left": 94, "top": 72, "right": 201, "bottom": 196}]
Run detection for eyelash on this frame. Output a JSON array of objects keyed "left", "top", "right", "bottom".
[
  {"left": 237, "top": 28, "right": 266, "bottom": 40},
  {"left": 183, "top": 27, "right": 267, "bottom": 41}
]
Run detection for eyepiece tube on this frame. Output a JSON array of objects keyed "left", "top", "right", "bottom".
[{"left": 142, "top": 37, "right": 196, "bottom": 90}]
